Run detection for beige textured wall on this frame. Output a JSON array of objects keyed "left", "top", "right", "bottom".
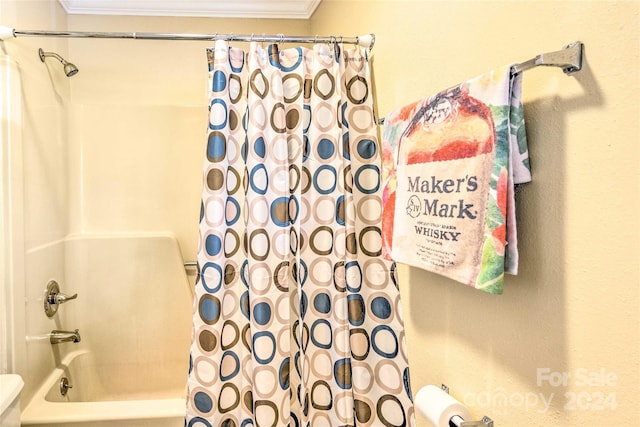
[{"left": 312, "top": 1, "right": 639, "bottom": 426}]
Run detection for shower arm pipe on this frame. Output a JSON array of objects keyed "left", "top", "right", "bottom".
[{"left": 0, "top": 26, "right": 375, "bottom": 49}]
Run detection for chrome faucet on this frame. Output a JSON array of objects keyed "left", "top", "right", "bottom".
[
  {"left": 44, "top": 280, "right": 78, "bottom": 317},
  {"left": 50, "top": 329, "right": 81, "bottom": 344}
]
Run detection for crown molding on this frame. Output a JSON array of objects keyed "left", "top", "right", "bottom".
[{"left": 57, "top": 0, "right": 322, "bottom": 19}]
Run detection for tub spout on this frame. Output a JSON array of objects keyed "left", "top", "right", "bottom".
[{"left": 50, "top": 329, "right": 81, "bottom": 344}]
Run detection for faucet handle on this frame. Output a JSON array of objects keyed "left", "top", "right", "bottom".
[
  {"left": 44, "top": 280, "right": 78, "bottom": 317},
  {"left": 54, "top": 292, "right": 78, "bottom": 304}
]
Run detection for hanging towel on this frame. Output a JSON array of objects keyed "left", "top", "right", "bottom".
[{"left": 381, "top": 66, "right": 530, "bottom": 294}]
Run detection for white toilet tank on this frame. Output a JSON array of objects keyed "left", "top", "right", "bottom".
[{"left": 0, "top": 374, "right": 23, "bottom": 427}]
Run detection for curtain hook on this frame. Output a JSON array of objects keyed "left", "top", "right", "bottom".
[
  {"left": 250, "top": 33, "right": 255, "bottom": 42},
  {"left": 329, "top": 35, "right": 339, "bottom": 60}
]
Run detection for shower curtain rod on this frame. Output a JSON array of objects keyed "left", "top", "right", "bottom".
[{"left": 0, "top": 26, "right": 375, "bottom": 49}]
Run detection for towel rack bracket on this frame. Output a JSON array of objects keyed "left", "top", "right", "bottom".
[
  {"left": 511, "top": 41, "right": 583, "bottom": 75},
  {"left": 556, "top": 41, "right": 583, "bottom": 75}
]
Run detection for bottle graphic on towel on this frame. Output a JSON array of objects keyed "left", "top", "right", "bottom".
[{"left": 382, "top": 85, "right": 503, "bottom": 288}]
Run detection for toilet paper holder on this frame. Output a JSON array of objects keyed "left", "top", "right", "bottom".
[{"left": 441, "top": 384, "right": 494, "bottom": 427}]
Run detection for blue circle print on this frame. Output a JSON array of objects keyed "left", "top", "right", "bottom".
[
  {"left": 270, "top": 197, "right": 290, "bottom": 227},
  {"left": 279, "top": 47, "right": 303, "bottom": 72},
  {"left": 313, "top": 293, "right": 331, "bottom": 314},
  {"left": 300, "top": 291, "right": 309, "bottom": 319},
  {"left": 201, "top": 262, "right": 223, "bottom": 293},
  {"left": 347, "top": 294, "right": 365, "bottom": 327},
  {"left": 205, "top": 234, "right": 222, "bottom": 256},
  {"left": 208, "top": 99, "right": 228, "bottom": 131},
  {"left": 312, "top": 165, "right": 337, "bottom": 195},
  {"left": 212, "top": 70, "right": 227, "bottom": 92},
  {"left": 317, "top": 138, "right": 335, "bottom": 160},
  {"left": 303, "top": 135, "right": 310, "bottom": 161},
  {"left": 310, "top": 319, "right": 333, "bottom": 349},
  {"left": 194, "top": 391, "right": 213, "bottom": 413},
  {"left": 225, "top": 197, "right": 241, "bottom": 226},
  {"left": 240, "top": 260, "right": 249, "bottom": 288},
  {"left": 252, "top": 331, "right": 276, "bottom": 364},
  {"left": 249, "top": 164, "right": 269, "bottom": 195},
  {"left": 371, "top": 325, "right": 399, "bottom": 358},
  {"left": 345, "top": 261, "right": 363, "bottom": 292},
  {"left": 199, "top": 295, "right": 220, "bottom": 324},
  {"left": 342, "top": 132, "right": 350, "bottom": 160},
  {"left": 403, "top": 367, "right": 412, "bottom": 398},
  {"left": 333, "top": 358, "right": 352, "bottom": 390},
  {"left": 253, "top": 302, "right": 272, "bottom": 326},
  {"left": 240, "top": 291, "right": 250, "bottom": 320},
  {"left": 254, "top": 136, "right": 266, "bottom": 158},
  {"left": 188, "top": 417, "right": 213, "bottom": 427},
  {"left": 341, "top": 102, "right": 349, "bottom": 128},
  {"left": 241, "top": 140, "right": 248, "bottom": 162},
  {"left": 357, "top": 138, "right": 377, "bottom": 159},
  {"left": 219, "top": 351, "right": 240, "bottom": 381},
  {"left": 292, "top": 260, "right": 308, "bottom": 287},
  {"left": 371, "top": 296, "right": 392, "bottom": 319},
  {"left": 289, "top": 196, "right": 299, "bottom": 224},
  {"left": 354, "top": 164, "right": 380, "bottom": 194},
  {"left": 279, "top": 357, "right": 291, "bottom": 389},
  {"left": 207, "top": 132, "right": 226, "bottom": 162},
  {"left": 336, "top": 196, "right": 345, "bottom": 226}
]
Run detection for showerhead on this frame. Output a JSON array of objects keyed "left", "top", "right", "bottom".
[
  {"left": 38, "top": 48, "right": 79, "bottom": 77},
  {"left": 63, "top": 62, "right": 79, "bottom": 77}
]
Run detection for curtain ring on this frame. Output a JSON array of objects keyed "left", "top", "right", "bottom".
[
  {"left": 250, "top": 33, "right": 254, "bottom": 42},
  {"left": 330, "top": 35, "right": 340, "bottom": 60},
  {"left": 314, "top": 34, "right": 318, "bottom": 45}
]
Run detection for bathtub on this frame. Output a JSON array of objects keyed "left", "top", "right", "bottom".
[
  {"left": 21, "top": 233, "right": 192, "bottom": 427},
  {"left": 21, "top": 350, "right": 185, "bottom": 427}
]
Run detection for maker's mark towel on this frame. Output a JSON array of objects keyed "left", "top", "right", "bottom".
[{"left": 381, "top": 66, "right": 531, "bottom": 294}]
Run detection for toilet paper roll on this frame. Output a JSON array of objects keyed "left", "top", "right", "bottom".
[{"left": 414, "top": 385, "right": 472, "bottom": 427}]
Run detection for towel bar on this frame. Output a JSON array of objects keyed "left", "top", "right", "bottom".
[{"left": 377, "top": 41, "right": 584, "bottom": 125}]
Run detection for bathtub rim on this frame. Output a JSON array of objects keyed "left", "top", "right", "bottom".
[{"left": 21, "top": 348, "right": 187, "bottom": 425}]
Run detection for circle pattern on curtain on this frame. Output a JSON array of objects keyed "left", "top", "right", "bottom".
[{"left": 186, "top": 40, "right": 415, "bottom": 427}]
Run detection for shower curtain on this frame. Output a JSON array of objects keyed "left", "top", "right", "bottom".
[{"left": 186, "top": 40, "right": 415, "bottom": 427}]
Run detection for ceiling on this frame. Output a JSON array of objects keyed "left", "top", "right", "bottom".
[{"left": 57, "top": 0, "right": 323, "bottom": 19}]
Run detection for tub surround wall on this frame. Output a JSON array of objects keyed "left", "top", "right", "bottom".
[
  {"left": 60, "top": 234, "right": 192, "bottom": 399},
  {"left": 21, "top": 234, "right": 191, "bottom": 427},
  {"left": 0, "top": 0, "right": 71, "bottom": 404},
  {"left": 65, "top": 14, "right": 311, "bottom": 261}
]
